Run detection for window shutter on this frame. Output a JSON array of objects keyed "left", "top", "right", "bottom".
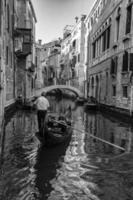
[
  {"left": 122, "top": 51, "right": 128, "bottom": 71},
  {"left": 126, "top": 5, "right": 132, "bottom": 34},
  {"left": 92, "top": 42, "right": 96, "bottom": 58},
  {"left": 72, "top": 56, "right": 76, "bottom": 67},
  {"left": 107, "top": 26, "right": 110, "bottom": 49},
  {"left": 111, "top": 58, "right": 115, "bottom": 74},
  {"left": 130, "top": 53, "right": 133, "bottom": 71},
  {"left": 114, "top": 56, "right": 118, "bottom": 74}
]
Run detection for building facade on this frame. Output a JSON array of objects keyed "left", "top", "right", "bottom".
[
  {"left": 0, "top": 0, "right": 16, "bottom": 109},
  {"left": 0, "top": 0, "right": 6, "bottom": 125},
  {"left": 60, "top": 16, "right": 86, "bottom": 93},
  {"left": 85, "top": 0, "right": 133, "bottom": 116},
  {"left": 42, "top": 39, "right": 61, "bottom": 86},
  {"left": 35, "top": 40, "right": 44, "bottom": 89},
  {"left": 14, "top": 0, "right": 37, "bottom": 102}
]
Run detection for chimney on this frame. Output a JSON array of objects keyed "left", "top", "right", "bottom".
[
  {"left": 75, "top": 16, "right": 78, "bottom": 23},
  {"left": 38, "top": 39, "right": 42, "bottom": 45},
  {"left": 81, "top": 14, "right": 86, "bottom": 21}
]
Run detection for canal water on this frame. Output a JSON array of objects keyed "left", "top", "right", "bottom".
[{"left": 0, "top": 96, "right": 133, "bottom": 200}]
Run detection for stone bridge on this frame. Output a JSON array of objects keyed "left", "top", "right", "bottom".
[{"left": 42, "top": 85, "right": 84, "bottom": 97}]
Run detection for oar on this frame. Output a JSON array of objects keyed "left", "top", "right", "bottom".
[
  {"left": 51, "top": 119, "right": 125, "bottom": 151},
  {"left": 88, "top": 134, "right": 125, "bottom": 151}
]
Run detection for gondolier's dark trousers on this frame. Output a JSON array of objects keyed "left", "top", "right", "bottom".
[{"left": 37, "top": 110, "right": 47, "bottom": 134}]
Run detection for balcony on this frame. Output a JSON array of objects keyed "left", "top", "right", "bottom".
[{"left": 14, "top": 28, "right": 32, "bottom": 58}]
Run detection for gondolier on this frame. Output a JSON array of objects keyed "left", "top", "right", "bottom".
[{"left": 35, "top": 92, "right": 50, "bottom": 134}]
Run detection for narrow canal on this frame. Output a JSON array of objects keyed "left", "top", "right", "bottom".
[{"left": 0, "top": 95, "right": 133, "bottom": 200}]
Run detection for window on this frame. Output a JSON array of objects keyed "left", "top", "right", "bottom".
[
  {"left": 78, "top": 53, "right": 80, "bottom": 62},
  {"left": 31, "top": 78, "right": 34, "bottom": 89},
  {"left": 35, "top": 56, "right": 37, "bottom": 67},
  {"left": 11, "top": 52, "right": 12, "bottom": 68},
  {"left": 6, "top": 46, "right": 8, "bottom": 65},
  {"left": 122, "top": 51, "right": 129, "bottom": 71},
  {"left": 23, "top": 34, "right": 31, "bottom": 43},
  {"left": 91, "top": 17, "right": 93, "bottom": 26},
  {"left": 92, "top": 19, "right": 111, "bottom": 58},
  {"left": 72, "top": 69, "right": 75, "bottom": 78},
  {"left": 92, "top": 42, "right": 96, "bottom": 58},
  {"left": 116, "top": 16, "right": 120, "bottom": 41},
  {"left": 102, "top": 26, "right": 111, "bottom": 51},
  {"left": 116, "top": 8, "right": 121, "bottom": 41},
  {"left": 129, "top": 53, "right": 133, "bottom": 71},
  {"left": 72, "top": 40, "right": 76, "bottom": 48},
  {"left": 107, "top": 26, "right": 111, "bottom": 49},
  {"left": 111, "top": 57, "right": 118, "bottom": 74},
  {"left": 125, "top": 4, "right": 132, "bottom": 34},
  {"left": 0, "top": 0, "right": 2, "bottom": 36},
  {"left": 72, "top": 56, "right": 76, "bottom": 67},
  {"left": 112, "top": 85, "right": 116, "bottom": 96},
  {"left": 102, "top": 31, "right": 106, "bottom": 52},
  {"left": 111, "top": 59, "right": 115, "bottom": 74},
  {"left": 7, "top": 4, "right": 10, "bottom": 32},
  {"left": 122, "top": 86, "right": 128, "bottom": 98}
]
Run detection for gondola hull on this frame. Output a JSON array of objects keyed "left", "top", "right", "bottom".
[
  {"left": 84, "top": 102, "right": 98, "bottom": 110},
  {"left": 36, "top": 114, "right": 72, "bottom": 147},
  {"left": 45, "top": 126, "right": 72, "bottom": 147}
]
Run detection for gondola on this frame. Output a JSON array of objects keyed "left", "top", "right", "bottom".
[
  {"left": 36, "top": 113, "right": 72, "bottom": 147},
  {"left": 84, "top": 102, "right": 98, "bottom": 110},
  {"left": 75, "top": 96, "right": 86, "bottom": 105},
  {"left": 84, "top": 96, "right": 98, "bottom": 111}
]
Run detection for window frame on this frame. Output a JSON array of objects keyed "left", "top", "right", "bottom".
[
  {"left": 122, "top": 85, "right": 128, "bottom": 98},
  {"left": 112, "top": 85, "right": 116, "bottom": 97}
]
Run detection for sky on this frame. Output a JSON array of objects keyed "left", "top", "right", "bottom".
[{"left": 32, "top": 0, "right": 94, "bottom": 44}]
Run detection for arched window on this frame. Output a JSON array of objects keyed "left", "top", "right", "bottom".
[
  {"left": 125, "top": 1, "right": 132, "bottom": 34},
  {"left": 116, "top": 7, "right": 121, "bottom": 41},
  {"left": 122, "top": 51, "right": 129, "bottom": 71}
]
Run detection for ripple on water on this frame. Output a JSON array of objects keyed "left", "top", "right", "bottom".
[{"left": 0, "top": 97, "right": 133, "bottom": 200}]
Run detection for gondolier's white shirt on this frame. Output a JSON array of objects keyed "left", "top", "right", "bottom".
[{"left": 35, "top": 96, "right": 50, "bottom": 111}]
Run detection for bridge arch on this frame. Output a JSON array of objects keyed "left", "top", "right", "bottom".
[{"left": 43, "top": 85, "right": 84, "bottom": 97}]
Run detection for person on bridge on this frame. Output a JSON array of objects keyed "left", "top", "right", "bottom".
[{"left": 34, "top": 92, "right": 50, "bottom": 134}]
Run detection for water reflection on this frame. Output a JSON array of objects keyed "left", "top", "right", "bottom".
[
  {"left": 0, "top": 111, "right": 39, "bottom": 200},
  {"left": 46, "top": 108, "right": 98, "bottom": 200},
  {"left": 34, "top": 141, "right": 71, "bottom": 200},
  {"left": 84, "top": 112, "right": 133, "bottom": 155},
  {"left": 0, "top": 97, "right": 133, "bottom": 200}
]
